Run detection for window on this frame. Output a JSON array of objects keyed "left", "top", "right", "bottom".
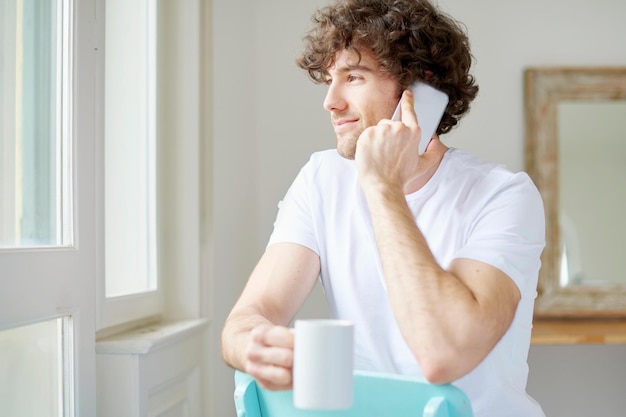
[
  {"left": 0, "top": 0, "right": 98, "bottom": 415},
  {"left": 1, "top": 0, "right": 210, "bottom": 415},
  {"left": 0, "top": 318, "right": 73, "bottom": 417},
  {"left": 104, "top": 0, "right": 157, "bottom": 298},
  {"left": 98, "top": 0, "right": 161, "bottom": 330},
  {"left": 0, "top": 0, "right": 71, "bottom": 248}
]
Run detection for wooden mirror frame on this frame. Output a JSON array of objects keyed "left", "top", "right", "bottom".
[{"left": 525, "top": 67, "right": 626, "bottom": 319}]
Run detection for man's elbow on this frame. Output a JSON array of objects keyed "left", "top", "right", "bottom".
[
  {"left": 420, "top": 361, "right": 458, "bottom": 384},
  {"left": 417, "top": 350, "right": 482, "bottom": 385}
]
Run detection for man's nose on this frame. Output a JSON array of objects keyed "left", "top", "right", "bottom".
[{"left": 323, "top": 82, "right": 347, "bottom": 112}]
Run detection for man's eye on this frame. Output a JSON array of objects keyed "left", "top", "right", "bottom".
[{"left": 347, "top": 75, "right": 360, "bottom": 82}]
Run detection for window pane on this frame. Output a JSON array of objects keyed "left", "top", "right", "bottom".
[
  {"left": 0, "top": 0, "right": 70, "bottom": 248},
  {"left": 105, "top": 0, "right": 157, "bottom": 297},
  {"left": 0, "top": 317, "right": 73, "bottom": 417}
]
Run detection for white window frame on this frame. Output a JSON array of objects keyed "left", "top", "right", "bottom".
[
  {"left": 94, "top": 1, "right": 212, "bottom": 415},
  {"left": 95, "top": 0, "right": 210, "bottom": 335},
  {"left": 96, "top": 0, "right": 162, "bottom": 331},
  {"left": 98, "top": 0, "right": 163, "bottom": 329},
  {"left": 0, "top": 0, "right": 99, "bottom": 415},
  {"left": 1, "top": 0, "right": 212, "bottom": 415}
]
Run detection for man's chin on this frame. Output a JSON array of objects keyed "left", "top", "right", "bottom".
[{"left": 336, "top": 138, "right": 357, "bottom": 160}]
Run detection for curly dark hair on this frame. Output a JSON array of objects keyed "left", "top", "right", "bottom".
[{"left": 296, "top": 0, "right": 479, "bottom": 135}]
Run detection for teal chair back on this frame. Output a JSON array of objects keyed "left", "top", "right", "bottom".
[{"left": 234, "top": 370, "right": 473, "bottom": 417}]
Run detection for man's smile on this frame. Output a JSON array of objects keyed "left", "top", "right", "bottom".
[{"left": 332, "top": 117, "right": 359, "bottom": 132}]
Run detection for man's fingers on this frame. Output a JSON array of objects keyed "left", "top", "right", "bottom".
[
  {"left": 247, "top": 343, "right": 294, "bottom": 368},
  {"left": 400, "top": 89, "right": 418, "bottom": 128},
  {"left": 251, "top": 324, "right": 294, "bottom": 348},
  {"left": 245, "top": 361, "right": 292, "bottom": 390},
  {"left": 244, "top": 324, "right": 295, "bottom": 391},
  {"left": 250, "top": 324, "right": 271, "bottom": 343}
]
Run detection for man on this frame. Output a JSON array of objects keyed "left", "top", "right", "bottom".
[{"left": 221, "top": 0, "right": 546, "bottom": 415}]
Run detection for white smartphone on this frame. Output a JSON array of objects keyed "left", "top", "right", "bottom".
[{"left": 391, "top": 81, "right": 449, "bottom": 155}]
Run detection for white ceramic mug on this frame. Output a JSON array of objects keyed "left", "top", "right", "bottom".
[{"left": 292, "top": 319, "right": 354, "bottom": 410}]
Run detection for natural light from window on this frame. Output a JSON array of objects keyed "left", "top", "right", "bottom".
[
  {"left": 0, "top": 0, "right": 71, "bottom": 249},
  {"left": 104, "top": 0, "right": 157, "bottom": 298},
  {"left": 0, "top": 317, "right": 74, "bottom": 417}
]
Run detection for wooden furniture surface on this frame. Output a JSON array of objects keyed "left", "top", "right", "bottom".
[{"left": 532, "top": 319, "right": 626, "bottom": 344}]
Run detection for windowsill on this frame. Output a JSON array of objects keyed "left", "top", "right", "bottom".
[
  {"left": 95, "top": 318, "right": 209, "bottom": 355},
  {"left": 531, "top": 318, "right": 626, "bottom": 344}
]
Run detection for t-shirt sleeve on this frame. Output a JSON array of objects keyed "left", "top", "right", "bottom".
[
  {"left": 267, "top": 157, "right": 320, "bottom": 255},
  {"left": 454, "top": 172, "right": 546, "bottom": 294}
]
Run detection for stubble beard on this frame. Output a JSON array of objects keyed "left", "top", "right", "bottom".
[{"left": 336, "top": 132, "right": 360, "bottom": 160}]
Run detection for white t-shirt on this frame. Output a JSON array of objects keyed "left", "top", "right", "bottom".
[{"left": 268, "top": 148, "right": 546, "bottom": 417}]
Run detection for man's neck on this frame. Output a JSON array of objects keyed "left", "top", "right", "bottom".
[{"left": 403, "top": 138, "right": 448, "bottom": 195}]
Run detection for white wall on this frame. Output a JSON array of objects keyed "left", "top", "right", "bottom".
[{"left": 212, "top": 1, "right": 626, "bottom": 416}]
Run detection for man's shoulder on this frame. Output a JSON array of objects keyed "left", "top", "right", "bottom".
[
  {"left": 445, "top": 148, "right": 535, "bottom": 189},
  {"left": 440, "top": 149, "right": 541, "bottom": 211},
  {"left": 445, "top": 148, "right": 505, "bottom": 176}
]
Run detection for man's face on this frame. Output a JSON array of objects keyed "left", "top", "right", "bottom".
[{"left": 324, "top": 48, "right": 400, "bottom": 160}]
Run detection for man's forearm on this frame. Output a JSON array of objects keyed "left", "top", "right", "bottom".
[
  {"left": 363, "top": 183, "right": 515, "bottom": 383},
  {"left": 364, "top": 184, "right": 467, "bottom": 339}
]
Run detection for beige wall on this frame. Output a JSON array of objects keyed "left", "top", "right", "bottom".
[{"left": 211, "top": 1, "right": 626, "bottom": 416}]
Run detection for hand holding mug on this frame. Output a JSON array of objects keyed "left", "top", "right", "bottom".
[{"left": 244, "top": 324, "right": 295, "bottom": 391}]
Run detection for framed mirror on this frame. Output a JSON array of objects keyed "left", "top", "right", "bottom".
[{"left": 525, "top": 67, "right": 626, "bottom": 319}]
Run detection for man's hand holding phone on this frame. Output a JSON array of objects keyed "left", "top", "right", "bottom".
[
  {"left": 355, "top": 90, "right": 422, "bottom": 192},
  {"left": 391, "top": 81, "right": 449, "bottom": 155},
  {"left": 355, "top": 82, "right": 449, "bottom": 193}
]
